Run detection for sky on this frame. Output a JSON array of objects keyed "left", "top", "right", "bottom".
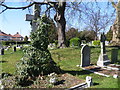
[
  {"left": 0, "top": 1, "right": 116, "bottom": 37},
  {"left": 0, "top": 2, "right": 32, "bottom": 37}
]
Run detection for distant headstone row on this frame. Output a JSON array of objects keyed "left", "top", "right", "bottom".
[{"left": 0, "top": 46, "right": 23, "bottom": 55}]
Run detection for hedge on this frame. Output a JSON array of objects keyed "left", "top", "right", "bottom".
[
  {"left": 92, "top": 40, "right": 100, "bottom": 46},
  {"left": 70, "top": 37, "right": 81, "bottom": 47},
  {"left": 1, "top": 41, "right": 30, "bottom": 45}
]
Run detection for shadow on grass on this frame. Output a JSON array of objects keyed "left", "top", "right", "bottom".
[
  {"left": 62, "top": 70, "right": 93, "bottom": 76},
  {"left": 93, "top": 82, "right": 99, "bottom": 86},
  {"left": 0, "top": 60, "right": 8, "bottom": 63}
]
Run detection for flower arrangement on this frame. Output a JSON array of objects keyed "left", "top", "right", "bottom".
[{"left": 48, "top": 72, "right": 58, "bottom": 84}]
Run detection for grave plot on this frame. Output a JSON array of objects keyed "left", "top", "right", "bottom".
[{"left": 82, "top": 65, "right": 119, "bottom": 77}]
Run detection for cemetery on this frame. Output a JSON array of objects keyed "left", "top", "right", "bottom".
[
  {"left": 0, "top": 1, "right": 120, "bottom": 89},
  {"left": 0, "top": 30, "right": 120, "bottom": 88}
]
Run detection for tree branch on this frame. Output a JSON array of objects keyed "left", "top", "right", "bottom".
[
  {"left": 0, "top": 2, "right": 56, "bottom": 10},
  {"left": 109, "top": 0, "right": 117, "bottom": 9},
  {"left": 0, "top": 8, "right": 7, "bottom": 14}
]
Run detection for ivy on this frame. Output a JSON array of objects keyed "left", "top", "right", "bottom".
[{"left": 16, "top": 15, "right": 61, "bottom": 86}]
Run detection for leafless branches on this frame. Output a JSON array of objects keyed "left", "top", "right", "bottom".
[{"left": 0, "top": 1, "right": 57, "bottom": 14}]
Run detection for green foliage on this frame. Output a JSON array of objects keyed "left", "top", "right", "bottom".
[
  {"left": 47, "top": 19, "right": 57, "bottom": 43},
  {"left": 79, "top": 30, "right": 96, "bottom": 42},
  {"left": 92, "top": 40, "right": 100, "bottom": 46},
  {"left": 106, "top": 29, "right": 113, "bottom": 42},
  {"left": 24, "top": 36, "right": 28, "bottom": 42},
  {"left": 66, "top": 28, "right": 79, "bottom": 40},
  {"left": 16, "top": 15, "right": 61, "bottom": 85},
  {"left": 70, "top": 37, "right": 80, "bottom": 46}
]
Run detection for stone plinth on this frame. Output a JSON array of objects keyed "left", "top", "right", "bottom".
[{"left": 97, "top": 53, "right": 110, "bottom": 67}]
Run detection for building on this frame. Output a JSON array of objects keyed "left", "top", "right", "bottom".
[
  {"left": 0, "top": 30, "right": 23, "bottom": 41},
  {"left": 0, "top": 30, "right": 11, "bottom": 41},
  {"left": 12, "top": 32, "right": 23, "bottom": 41}
]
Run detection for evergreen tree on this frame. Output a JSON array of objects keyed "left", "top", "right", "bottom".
[{"left": 16, "top": 15, "right": 61, "bottom": 85}]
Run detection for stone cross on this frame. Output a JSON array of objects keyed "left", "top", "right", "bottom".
[
  {"left": 100, "top": 32, "right": 106, "bottom": 54},
  {"left": 97, "top": 33, "right": 110, "bottom": 67},
  {"left": 81, "top": 45, "right": 90, "bottom": 67},
  {"left": 25, "top": 4, "right": 40, "bottom": 32}
]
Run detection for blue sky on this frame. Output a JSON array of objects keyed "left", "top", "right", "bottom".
[
  {"left": 0, "top": 2, "right": 32, "bottom": 37},
  {"left": 0, "top": 2, "right": 116, "bottom": 37}
]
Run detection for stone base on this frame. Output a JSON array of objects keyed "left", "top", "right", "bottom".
[{"left": 97, "top": 54, "right": 110, "bottom": 67}]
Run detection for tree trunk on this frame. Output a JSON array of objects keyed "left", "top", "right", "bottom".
[
  {"left": 54, "top": 2, "right": 66, "bottom": 48},
  {"left": 116, "top": 2, "right": 120, "bottom": 42},
  {"left": 111, "top": 1, "right": 120, "bottom": 45}
]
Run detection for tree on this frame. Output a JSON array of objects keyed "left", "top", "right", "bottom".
[
  {"left": 46, "top": 18, "right": 58, "bottom": 43},
  {"left": 109, "top": 0, "right": 120, "bottom": 45},
  {"left": 82, "top": 2, "right": 115, "bottom": 40},
  {"left": 79, "top": 30, "right": 96, "bottom": 42},
  {"left": 0, "top": 1, "right": 115, "bottom": 47},
  {"left": 66, "top": 27, "right": 79, "bottom": 40},
  {"left": 16, "top": 16, "right": 61, "bottom": 85},
  {"left": 24, "top": 36, "right": 28, "bottom": 42},
  {"left": 106, "top": 26, "right": 113, "bottom": 42},
  {"left": 54, "top": 2, "right": 66, "bottom": 48}
]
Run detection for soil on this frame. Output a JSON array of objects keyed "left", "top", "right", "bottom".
[
  {"left": 30, "top": 73, "right": 85, "bottom": 88},
  {"left": 108, "top": 64, "right": 120, "bottom": 68},
  {"left": 83, "top": 65, "right": 120, "bottom": 76}
]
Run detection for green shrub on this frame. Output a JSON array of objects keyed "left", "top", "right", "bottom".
[
  {"left": 92, "top": 40, "right": 100, "bottom": 46},
  {"left": 66, "top": 39, "right": 70, "bottom": 47},
  {"left": 16, "top": 15, "right": 61, "bottom": 86},
  {"left": 70, "top": 37, "right": 81, "bottom": 47}
]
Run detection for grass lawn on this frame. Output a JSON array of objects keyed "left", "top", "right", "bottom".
[
  {"left": 0, "top": 47, "right": 120, "bottom": 88},
  {"left": 0, "top": 48, "right": 24, "bottom": 74}
]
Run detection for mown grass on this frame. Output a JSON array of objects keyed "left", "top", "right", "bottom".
[
  {"left": 0, "top": 48, "right": 24, "bottom": 74},
  {"left": 0, "top": 46, "right": 120, "bottom": 88},
  {"left": 50, "top": 47, "right": 120, "bottom": 88}
]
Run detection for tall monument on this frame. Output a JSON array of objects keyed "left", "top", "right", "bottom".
[{"left": 97, "top": 33, "right": 110, "bottom": 67}]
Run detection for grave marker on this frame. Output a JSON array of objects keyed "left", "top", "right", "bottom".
[
  {"left": 13, "top": 46, "right": 16, "bottom": 52},
  {"left": 97, "top": 33, "right": 110, "bottom": 67},
  {"left": 81, "top": 45, "right": 90, "bottom": 67},
  {"left": 111, "top": 48, "right": 118, "bottom": 63},
  {"left": 0, "top": 48, "right": 4, "bottom": 55},
  {"left": 86, "top": 76, "right": 93, "bottom": 87}
]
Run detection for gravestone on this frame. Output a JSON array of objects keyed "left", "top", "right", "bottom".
[
  {"left": 20, "top": 46, "right": 23, "bottom": 49},
  {"left": 13, "top": 46, "right": 16, "bottom": 52},
  {"left": 97, "top": 33, "right": 110, "bottom": 67},
  {"left": 81, "top": 45, "right": 90, "bottom": 67},
  {"left": 111, "top": 48, "right": 118, "bottom": 63},
  {"left": 0, "top": 48, "right": 4, "bottom": 55},
  {"left": 86, "top": 76, "right": 93, "bottom": 87}
]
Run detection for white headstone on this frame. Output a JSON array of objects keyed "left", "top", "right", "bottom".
[{"left": 86, "top": 76, "right": 93, "bottom": 87}]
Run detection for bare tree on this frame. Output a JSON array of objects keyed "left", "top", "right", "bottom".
[
  {"left": 0, "top": 1, "right": 67, "bottom": 48},
  {"left": 0, "top": 1, "right": 85, "bottom": 48},
  {"left": 0, "top": 1, "right": 115, "bottom": 47},
  {"left": 82, "top": 2, "right": 115, "bottom": 40}
]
